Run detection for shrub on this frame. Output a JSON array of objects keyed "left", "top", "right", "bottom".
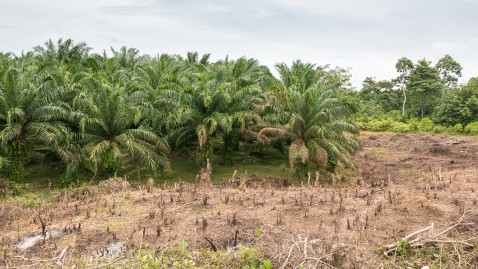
[
  {"left": 366, "top": 119, "right": 392, "bottom": 132},
  {"left": 418, "top": 118, "right": 434, "bottom": 132},
  {"left": 389, "top": 122, "right": 410, "bottom": 133},
  {"left": 432, "top": 125, "right": 447, "bottom": 134},
  {"left": 407, "top": 118, "right": 420, "bottom": 132},
  {"left": 356, "top": 121, "right": 367, "bottom": 130},
  {"left": 386, "top": 110, "right": 403, "bottom": 122},
  {"left": 465, "top": 122, "right": 478, "bottom": 135},
  {"left": 453, "top": 123, "right": 463, "bottom": 133}
]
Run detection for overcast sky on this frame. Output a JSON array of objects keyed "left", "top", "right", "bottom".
[{"left": 1, "top": 0, "right": 477, "bottom": 88}]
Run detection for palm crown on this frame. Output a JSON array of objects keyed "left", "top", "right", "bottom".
[{"left": 260, "top": 61, "right": 360, "bottom": 174}]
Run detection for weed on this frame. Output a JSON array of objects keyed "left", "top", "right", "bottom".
[
  {"left": 129, "top": 242, "right": 271, "bottom": 269},
  {"left": 254, "top": 228, "right": 261, "bottom": 236}
]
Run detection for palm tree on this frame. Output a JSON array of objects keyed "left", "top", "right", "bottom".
[
  {"left": 275, "top": 61, "right": 317, "bottom": 93},
  {"left": 0, "top": 155, "right": 8, "bottom": 168},
  {"left": 130, "top": 54, "right": 187, "bottom": 134},
  {"left": 75, "top": 84, "right": 170, "bottom": 176},
  {"left": 184, "top": 52, "right": 211, "bottom": 66},
  {"left": 33, "top": 38, "right": 91, "bottom": 65},
  {"left": 0, "top": 63, "right": 67, "bottom": 180},
  {"left": 167, "top": 57, "right": 267, "bottom": 165},
  {"left": 110, "top": 46, "right": 149, "bottom": 88},
  {"left": 260, "top": 61, "right": 360, "bottom": 174}
]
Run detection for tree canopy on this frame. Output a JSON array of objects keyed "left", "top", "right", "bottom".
[{"left": 0, "top": 39, "right": 362, "bottom": 182}]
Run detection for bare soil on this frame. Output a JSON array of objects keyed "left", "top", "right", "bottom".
[{"left": 1, "top": 132, "right": 478, "bottom": 268}]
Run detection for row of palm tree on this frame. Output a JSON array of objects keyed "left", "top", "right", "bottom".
[{"left": 0, "top": 39, "right": 360, "bottom": 181}]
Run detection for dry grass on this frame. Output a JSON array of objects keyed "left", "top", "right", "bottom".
[{"left": 1, "top": 133, "right": 478, "bottom": 268}]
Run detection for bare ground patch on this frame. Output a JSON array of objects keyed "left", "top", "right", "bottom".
[{"left": 1, "top": 132, "right": 478, "bottom": 268}]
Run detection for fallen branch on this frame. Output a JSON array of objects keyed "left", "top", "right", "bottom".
[
  {"left": 383, "top": 211, "right": 477, "bottom": 256},
  {"left": 14, "top": 247, "right": 67, "bottom": 262},
  {"left": 274, "top": 235, "right": 340, "bottom": 269},
  {"left": 384, "top": 223, "right": 434, "bottom": 254}
]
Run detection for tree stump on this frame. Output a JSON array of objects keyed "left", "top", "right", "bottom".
[{"left": 197, "top": 159, "right": 212, "bottom": 188}]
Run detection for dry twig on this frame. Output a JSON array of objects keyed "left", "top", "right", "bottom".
[{"left": 383, "top": 211, "right": 477, "bottom": 256}]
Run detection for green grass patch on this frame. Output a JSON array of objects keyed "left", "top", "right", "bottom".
[
  {"left": 128, "top": 242, "right": 272, "bottom": 269},
  {"left": 161, "top": 150, "right": 291, "bottom": 184},
  {"left": 1, "top": 147, "right": 294, "bottom": 193}
]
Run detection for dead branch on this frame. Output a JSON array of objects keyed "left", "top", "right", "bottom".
[
  {"left": 205, "top": 237, "right": 218, "bottom": 252},
  {"left": 14, "top": 246, "right": 68, "bottom": 264},
  {"left": 21, "top": 209, "right": 47, "bottom": 236},
  {"left": 274, "top": 235, "right": 340, "bottom": 269},
  {"left": 383, "top": 211, "right": 478, "bottom": 256}
]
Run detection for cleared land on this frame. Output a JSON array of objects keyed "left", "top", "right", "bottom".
[{"left": 1, "top": 133, "right": 478, "bottom": 268}]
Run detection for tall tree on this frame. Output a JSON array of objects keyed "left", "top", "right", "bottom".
[
  {"left": 359, "top": 77, "right": 400, "bottom": 114},
  {"left": 434, "top": 77, "right": 478, "bottom": 125},
  {"left": 395, "top": 57, "right": 414, "bottom": 116},
  {"left": 436, "top": 54, "right": 462, "bottom": 88},
  {"left": 408, "top": 59, "right": 443, "bottom": 118}
]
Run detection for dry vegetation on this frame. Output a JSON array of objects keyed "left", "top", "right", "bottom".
[{"left": 1, "top": 133, "right": 478, "bottom": 268}]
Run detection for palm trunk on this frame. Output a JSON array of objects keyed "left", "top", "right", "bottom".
[{"left": 7, "top": 140, "right": 29, "bottom": 181}]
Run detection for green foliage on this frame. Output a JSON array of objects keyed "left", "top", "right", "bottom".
[
  {"left": 383, "top": 242, "right": 478, "bottom": 268},
  {"left": 0, "top": 178, "right": 31, "bottom": 197},
  {"left": 254, "top": 228, "right": 262, "bottom": 236},
  {"left": 7, "top": 38, "right": 469, "bottom": 187},
  {"left": 436, "top": 54, "right": 463, "bottom": 87},
  {"left": 389, "top": 121, "right": 411, "bottom": 133},
  {"left": 78, "top": 87, "right": 171, "bottom": 175},
  {"left": 417, "top": 117, "right": 434, "bottom": 132},
  {"left": 0, "top": 155, "right": 8, "bottom": 168},
  {"left": 434, "top": 78, "right": 478, "bottom": 126},
  {"left": 453, "top": 123, "right": 463, "bottom": 133},
  {"left": 363, "top": 119, "right": 392, "bottom": 132},
  {"left": 260, "top": 61, "right": 360, "bottom": 175},
  {"left": 465, "top": 122, "right": 478, "bottom": 135},
  {"left": 177, "top": 240, "right": 189, "bottom": 254},
  {"left": 0, "top": 38, "right": 360, "bottom": 187},
  {"left": 5, "top": 141, "right": 29, "bottom": 181},
  {"left": 432, "top": 125, "right": 447, "bottom": 134},
  {"left": 195, "top": 142, "right": 213, "bottom": 167},
  {"left": 395, "top": 238, "right": 410, "bottom": 256},
  {"left": 357, "top": 114, "right": 472, "bottom": 136},
  {"left": 408, "top": 60, "right": 443, "bottom": 119},
  {"left": 260, "top": 260, "right": 273, "bottom": 269},
  {"left": 358, "top": 78, "right": 401, "bottom": 115},
  {"left": 386, "top": 110, "right": 403, "bottom": 121},
  {"left": 0, "top": 62, "right": 67, "bottom": 180},
  {"left": 407, "top": 117, "right": 420, "bottom": 132},
  {"left": 132, "top": 243, "right": 271, "bottom": 269},
  {"left": 359, "top": 55, "right": 465, "bottom": 124},
  {"left": 57, "top": 175, "right": 77, "bottom": 188}
]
